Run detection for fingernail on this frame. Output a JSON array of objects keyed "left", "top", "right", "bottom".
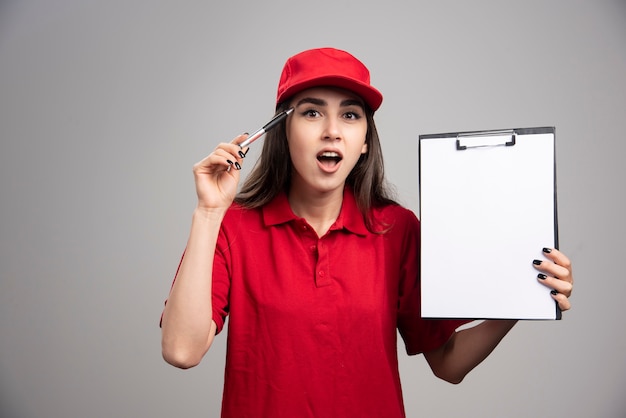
[
  {"left": 238, "top": 150, "right": 246, "bottom": 158},
  {"left": 234, "top": 162, "right": 241, "bottom": 170},
  {"left": 537, "top": 273, "right": 547, "bottom": 280},
  {"left": 550, "top": 290, "right": 558, "bottom": 295},
  {"left": 543, "top": 248, "right": 552, "bottom": 253},
  {"left": 226, "top": 159, "right": 234, "bottom": 165},
  {"left": 533, "top": 259, "right": 542, "bottom": 265}
]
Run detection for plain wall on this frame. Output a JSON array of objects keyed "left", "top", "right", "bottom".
[{"left": 1, "top": 1, "right": 625, "bottom": 417}]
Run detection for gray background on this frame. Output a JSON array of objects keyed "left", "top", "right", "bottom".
[{"left": 1, "top": 1, "right": 624, "bottom": 417}]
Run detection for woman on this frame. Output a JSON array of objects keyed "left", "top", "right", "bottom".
[{"left": 160, "top": 47, "right": 573, "bottom": 417}]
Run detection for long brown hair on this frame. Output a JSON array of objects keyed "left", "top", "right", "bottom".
[{"left": 235, "top": 101, "right": 397, "bottom": 232}]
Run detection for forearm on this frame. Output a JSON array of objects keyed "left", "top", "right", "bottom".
[
  {"left": 161, "top": 208, "right": 224, "bottom": 368},
  {"left": 425, "top": 319, "right": 517, "bottom": 384}
]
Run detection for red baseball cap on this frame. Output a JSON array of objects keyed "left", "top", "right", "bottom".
[{"left": 276, "top": 47, "right": 383, "bottom": 111}]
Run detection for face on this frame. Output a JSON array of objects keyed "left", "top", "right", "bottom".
[{"left": 285, "top": 87, "right": 368, "bottom": 197}]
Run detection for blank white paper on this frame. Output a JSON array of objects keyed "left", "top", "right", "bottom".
[{"left": 419, "top": 129, "right": 558, "bottom": 319}]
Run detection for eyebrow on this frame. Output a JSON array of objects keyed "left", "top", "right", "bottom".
[{"left": 295, "top": 97, "right": 365, "bottom": 109}]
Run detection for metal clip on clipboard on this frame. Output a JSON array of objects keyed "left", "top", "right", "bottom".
[{"left": 456, "top": 129, "right": 517, "bottom": 150}]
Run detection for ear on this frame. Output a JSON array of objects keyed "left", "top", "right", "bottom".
[{"left": 361, "top": 142, "right": 368, "bottom": 154}]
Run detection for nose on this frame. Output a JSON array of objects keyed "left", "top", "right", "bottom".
[{"left": 322, "top": 117, "right": 342, "bottom": 141}]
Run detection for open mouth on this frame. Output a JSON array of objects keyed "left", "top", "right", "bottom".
[
  {"left": 317, "top": 151, "right": 342, "bottom": 168},
  {"left": 317, "top": 151, "right": 341, "bottom": 165}
]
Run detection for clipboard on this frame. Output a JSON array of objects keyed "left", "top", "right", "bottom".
[{"left": 418, "top": 127, "right": 560, "bottom": 320}]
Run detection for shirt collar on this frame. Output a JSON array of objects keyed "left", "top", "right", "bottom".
[{"left": 262, "top": 187, "right": 369, "bottom": 236}]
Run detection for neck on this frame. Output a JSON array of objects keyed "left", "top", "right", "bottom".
[{"left": 288, "top": 185, "right": 344, "bottom": 236}]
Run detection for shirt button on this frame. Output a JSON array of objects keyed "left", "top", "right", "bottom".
[
  {"left": 310, "top": 245, "right": 317, "bottom": 252},
  {"left": 318, "top": 271, "right": 325, "bottom": 277}
]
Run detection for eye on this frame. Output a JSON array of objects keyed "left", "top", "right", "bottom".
[
  {"left": 302, "top": 108, "right": 321, "bottom": 118},
  {"left": 343, "top": 110, "right": 363, "bottom": 120}
]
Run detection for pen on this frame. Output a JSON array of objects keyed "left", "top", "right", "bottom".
[{"left": 238, "top": 107, "right": 294, "bottom": 149}]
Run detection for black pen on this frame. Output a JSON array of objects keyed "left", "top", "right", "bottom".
[{"left": 238, "top": 108, "right": 294, "bottom": 149}]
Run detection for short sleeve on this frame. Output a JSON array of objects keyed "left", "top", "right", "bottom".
[
  {"left": 159, "top": 222, "right": 232, "bottom": 335},
  {"left": 211, "top": 227, "right": 231, "bottom": 335}
]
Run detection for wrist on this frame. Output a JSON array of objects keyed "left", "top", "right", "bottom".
[{"left": 192, "top": 206, "right": 227, "bottom": 223}]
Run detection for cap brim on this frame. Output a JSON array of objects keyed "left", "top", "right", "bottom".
[{"left": 277, "top": 75, "right": 383, "bottom": 111}]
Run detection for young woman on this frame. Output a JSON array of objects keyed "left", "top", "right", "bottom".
[{"left": 160, "top": 47, "right": 574, "bottom": 417}]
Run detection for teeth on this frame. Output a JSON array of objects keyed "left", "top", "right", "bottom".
[{"left": 319, "top": 151, "right": 340, "bottom": 158}]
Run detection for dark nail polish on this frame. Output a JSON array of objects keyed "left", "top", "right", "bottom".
[
  {"left": 543, "top": 247, "right": 552, "bottom": 253},
  {"left": 550, "top": 290, "right": 558, "bottom": 295},
  {"left": 243, "top": 147, "right": 250, "bottom": 156},
  {"left": 533, "top": 259, "right": 542, "bottom": 265},
  {"left": 238, "top": 150, "right": 246, "bottom": 158},
  {"left": 537, "top": 273, "right": 547, "bottom": 280},
  {"left": 226, "top": 159, "right": 234, "bottom": 165},
  {"left": 234, "top": 162, "right": 241, "bottom": 170}
]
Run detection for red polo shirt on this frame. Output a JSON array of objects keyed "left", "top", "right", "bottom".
[{"left": 183, "top": 188, "right": 466, "bottom": 417}]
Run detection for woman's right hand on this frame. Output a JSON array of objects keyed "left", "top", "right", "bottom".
[
  {"left": 192, "top": 134, "right": 249, "bottom": 212},
  {"left": 162, "top": 135, "right": 249, "bottom": 368}
]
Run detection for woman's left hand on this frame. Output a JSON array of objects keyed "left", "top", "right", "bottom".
[{"left": 533, "top": 248, "right": 574, "bottom": 312}]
